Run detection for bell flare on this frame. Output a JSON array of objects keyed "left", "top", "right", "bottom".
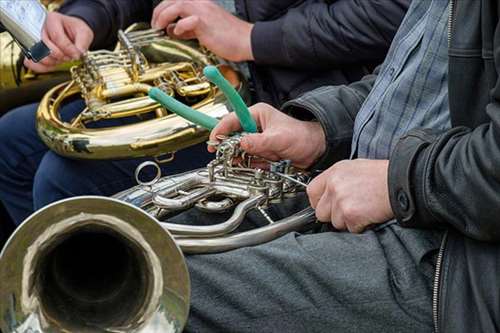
[{"left": 0, "top": 196, "right": 190, "bottom": 333}]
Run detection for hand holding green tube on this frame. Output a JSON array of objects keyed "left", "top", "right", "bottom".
[
  {"left": 148, "top": 65, "right": 257, "bottom": 133},
  {"left": 203, "top": 65, "right": 258, "bottom": 133},
  {"left": 148, "top": 87, "right": 219, "bottom": 130}
]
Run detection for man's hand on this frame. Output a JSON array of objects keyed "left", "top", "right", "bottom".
[
  {"left": 209, "top": 103, "right": 326, "bottom": 169},
  {"left": 151, "top": 0, "right": 254, "bottom": 62},
  {"left": 307, "top": 159, "right": 394, "bottom": 233},
  {"left": 24, "top": 12, "right": 94, "bottom": 73}
]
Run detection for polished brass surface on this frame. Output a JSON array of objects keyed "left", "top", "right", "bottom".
[
  {"left": 0, "top": 196, "right": 189, "bottom": 333},
  {"left": 37, "top": 24, "right": 246, "bottom": 159}
]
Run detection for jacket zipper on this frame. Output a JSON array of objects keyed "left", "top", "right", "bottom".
[
  {"left": 435, "top": 1, "right": 454, "bottom": 330},
  {"left": 447, "top": 0, "right": 455, "bottom": 47},
  {"left": 432, "top": 231, "right": 448, "bottom": 333}
]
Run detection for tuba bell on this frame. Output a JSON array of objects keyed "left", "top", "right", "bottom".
[
  {"left": 0, "top": 135, "right": 316, "bottom": 333},
  {"left": 36, "top": 23, "right": 247, "bottom": 160}
]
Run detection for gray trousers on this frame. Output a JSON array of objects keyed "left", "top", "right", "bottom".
[{"left": 176, "top": 201, "right": 443, "bottom": 333}]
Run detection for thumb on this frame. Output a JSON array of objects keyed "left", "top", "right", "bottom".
[{"left": 240, "top": 133, "right": 275, "bottom": 159}]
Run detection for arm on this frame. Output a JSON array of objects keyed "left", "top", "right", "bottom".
[
  {"left": 58, "top": 0, "right": 155, "bottom": 49},
  {"left": 281, "top": 68, "right": 379, "bottom": 169},
  {"left": 389, "top": 40, "right": 500, "bottom": 242},
  {"left": 251, "top": 0, "right": 409, "bottom": 69}
]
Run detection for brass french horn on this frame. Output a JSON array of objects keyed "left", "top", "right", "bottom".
[
  {"left": 36, "top": 23, "right": 246, "bottom": 161},
  {"left": 0, "top": 135, "right": 316, "bottom": 333}
]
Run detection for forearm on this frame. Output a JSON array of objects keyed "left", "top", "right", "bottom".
[
  {"left": 251, "top": 0, "right": 409, "bottom": 69},
  {"left": 389, "top": 120, "right": 500, "bottom": 242},
  {"left": 281, "top": 69, "right": 378, "bottom": 170}
]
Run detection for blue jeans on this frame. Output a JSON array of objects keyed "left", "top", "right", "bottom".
[{"left": 0, "top": 99, "right": 213, "bottom": 226}]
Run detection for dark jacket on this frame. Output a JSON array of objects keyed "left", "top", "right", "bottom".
[
  {"left": 283, "top": 0, "right": 500, "bottom": 332},
  {"left": 58, "top": 0, "right": 409, "bottom": 107},
  {"left": 236, "top": 0, "right": 409, "bottom": 106}
]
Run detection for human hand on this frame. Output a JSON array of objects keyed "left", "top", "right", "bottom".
[
  {"left": 209, "top": 103, "right": 326, "bottom": 169},
  {"left": 151, "top": 0, "right": 254, "bottom": 62},
  {"left": 307, "top": 159, "right": 394, "bottom": 233},
  {"left": 24, "top": 12, "right": 94, "bottom": 73}
]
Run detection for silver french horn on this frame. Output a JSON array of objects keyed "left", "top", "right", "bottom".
[{"left": 0, "top": 134, "right": 316, "bottom": 333}]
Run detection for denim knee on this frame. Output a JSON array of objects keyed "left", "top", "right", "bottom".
[
  {"left": 0, "top": 103, "right": 44, "bottom": 171},
  {"left": 32, "top": 152, "right": 101, "bottom": 210}
]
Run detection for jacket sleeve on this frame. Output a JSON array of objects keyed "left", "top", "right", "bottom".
[
  {"left": 281, "top": 68, "right": 378, "bottom": 170},
  {"left": 388, "top": 36, "right": 500, "bottom": 243},
  {"left": 251, "top": 0, "right": 409, "bottom": 69},
  {"left": 58, "top": 0, "right": 155, "bottom": 49}
]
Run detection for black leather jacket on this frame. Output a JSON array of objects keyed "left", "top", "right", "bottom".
[{"left": 283, "top": 1, "right": 500, "bottom": 332}]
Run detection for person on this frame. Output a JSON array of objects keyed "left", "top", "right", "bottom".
[
  {"left": 0, "top": 0, "right": 409, "bottom": 228},
  {"left": 168, "top": 0, "right": 498, "bottom": 331},
  {"left": 27, "top": 0, "right": 410, "bottom": 107}
]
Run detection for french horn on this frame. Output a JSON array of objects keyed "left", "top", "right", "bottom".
[
  {"left": 0, "top": 135, "right": 316, "bottom": 333},
  {"left": 37, "top": 23, "right": 246, "bottom": 160}
]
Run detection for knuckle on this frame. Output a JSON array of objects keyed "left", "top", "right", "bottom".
[{"left": 339, "top": 200, "right": 357, "bottom": 221}]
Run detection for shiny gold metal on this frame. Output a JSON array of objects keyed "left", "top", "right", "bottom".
[{"left": 37, "top": 23, "right": 246, "bottom": 160}]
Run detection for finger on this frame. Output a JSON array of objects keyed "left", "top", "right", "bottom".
[
  {"left": 239, "top": 133, "right": 279, "bottom": 161},
  {"left": 73, "top": 27, "right": 93, "bottom": 54},
  {"left": 24, "top": 58, "right": 56, "bottom": 73},
  {"left": 152, "top": 2, "right": 183, "bottom": 30},
  {"left": 152, "top": 0, "right": 176, "bottom": 28},
  {"left": 209, "top": 112, "right": 242, "bottom": 142},
  {"left": 306, "top": 174, "right": 327, "bottom": 208},
  {"left": 314, "top": 192, "right": 332, "bottom": 222},
  {"left": 46, "top": 17, "right": 82, "bottom": 59},
  {"left": 42, "top": 30, "right": 67, "bottom": 62},
  {"left": 171, "top": 16, "right": 200, "bottom": 39},
  {"left": 330, "top": 201, "right": 348, "bottom": 231}
]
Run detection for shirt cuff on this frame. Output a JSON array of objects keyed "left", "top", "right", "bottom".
[{"left": 251, "top": 19, "right": 287, "bottom": 66}]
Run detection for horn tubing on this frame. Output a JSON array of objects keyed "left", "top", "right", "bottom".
[
  {"left": 160, "top": 195, "right": 265, "bottom": 237},
  {"left": 176, "top": 207, "right": 316, "bottom": 254}
]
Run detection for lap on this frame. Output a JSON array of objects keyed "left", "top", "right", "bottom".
[{"left": 185, "top": 224, "right": 440, "bottom": 332}]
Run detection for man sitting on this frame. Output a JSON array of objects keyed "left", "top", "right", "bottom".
[{"left": 177, "top": 0, "right": 499, "bottom": 331}]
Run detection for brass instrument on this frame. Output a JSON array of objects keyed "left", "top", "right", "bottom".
[
  {"left": 37, "top": 24, "right": 246, "bottom": 160},
  {"left": 0, "top": 135, "right": 315, "bottom": 333}
]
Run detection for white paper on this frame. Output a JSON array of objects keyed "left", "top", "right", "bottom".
[{"left": 0, "top": 0, "right": 46, "bottom": 41}]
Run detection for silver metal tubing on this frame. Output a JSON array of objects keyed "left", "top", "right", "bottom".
[
  {"left": 176, "top": 207, "right": 316, "bottom": 254},
  {"left": 160, "top": 195, "right": 265, "bottom": 237}
]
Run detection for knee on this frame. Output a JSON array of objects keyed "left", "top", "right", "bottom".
[
  {"left": 33, "top": 153, "right": 98, "bottom": 210},
  {"left": 0, "top": 103, "right": 39, "bottom": 140},
  {"left": 0, "top": 103, "right": 41, "bottom": 168}
]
